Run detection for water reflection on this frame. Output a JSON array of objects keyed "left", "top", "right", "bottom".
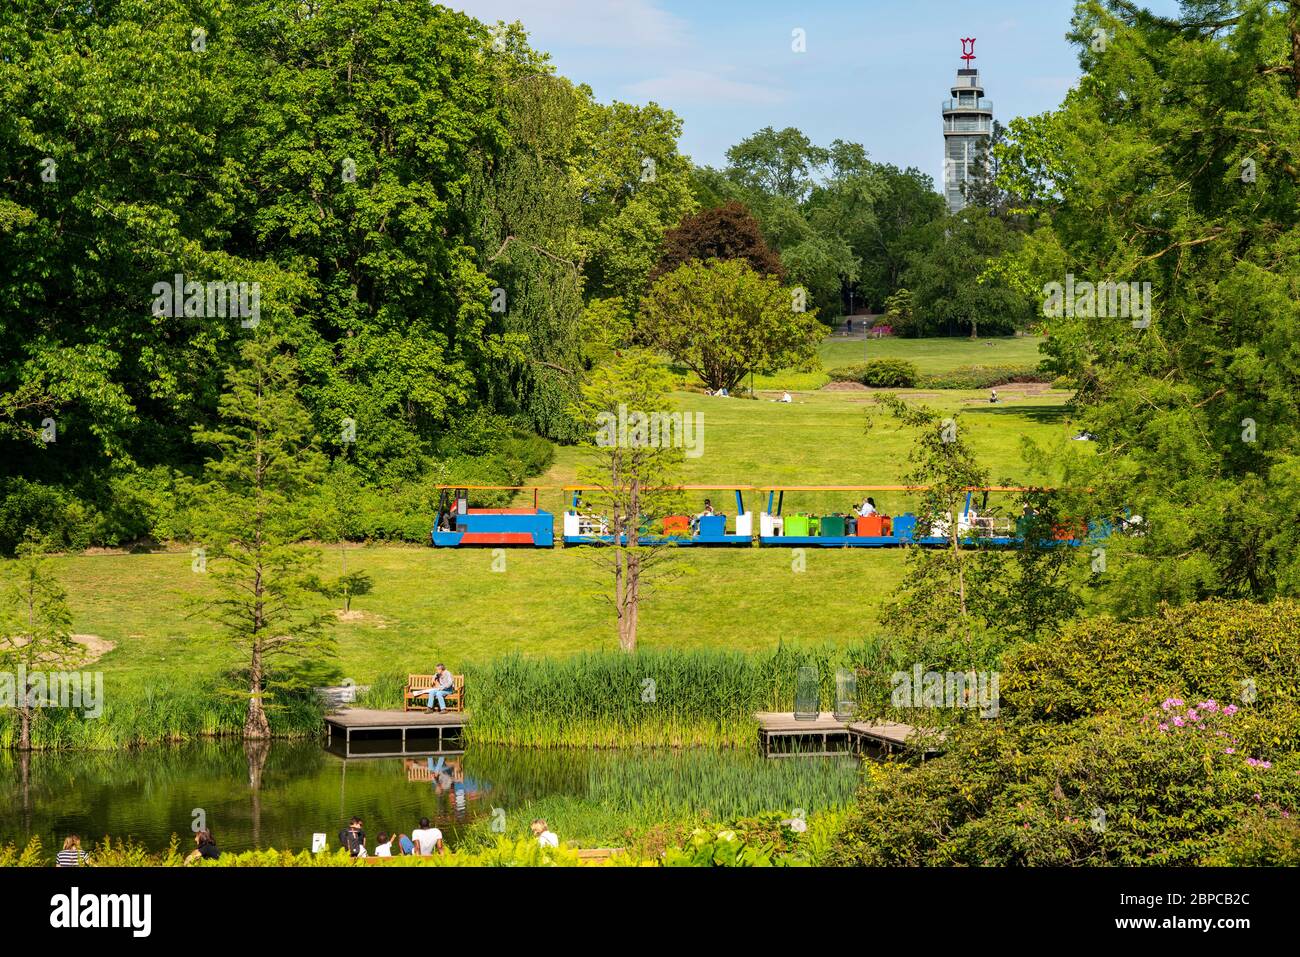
[{"left": 0, "top": 740, "right": 858, "bottom": 855}]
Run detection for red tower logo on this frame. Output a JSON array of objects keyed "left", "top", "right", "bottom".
[{"left": 960, "top": 37, "right": 977, "bottom": 64}]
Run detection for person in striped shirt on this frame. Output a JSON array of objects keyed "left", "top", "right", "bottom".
[{"left": 56, "top": 835, "right": 87, "bottom": 867}]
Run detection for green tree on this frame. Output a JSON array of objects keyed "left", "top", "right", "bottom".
[
  {"left": 853, "top": 166, "right": 947, "bottom": 310},
  {"left": 883, "top": 288, "right": 915, "bottom": 334},
  {"left": 190, "top": 333, "right": 335, "bottom": 740},
  {"left": 995, "top": 0, "right": 1300, "bottom": 612},
  {"left": 900, "top": 212, "right": 1032, "bottom": 337},
  {"left": 575, "top": 97, "right": 697, "bottom": 306},
  {"left": 873, "top": 396, "right": 992, "bottom": 638},
  {"left": 639, "top": 260, "right": 822, "bottom": 393},
  {"left": 0, "top": 532, "right": 78, "bottom": 750},
  {"left": 572, "top": 350, "right": 686, "bottom": 652}
]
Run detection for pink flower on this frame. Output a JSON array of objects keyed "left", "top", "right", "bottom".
[
  {"left": 1223, "top": 705, "right": 1238, "bottom": 716},
  {"left": 1158, "top": 723, "right": 1169, "bottom": 732},
  {"left": 1172, "top": 717, "right": 1185, "bottom": 727}
]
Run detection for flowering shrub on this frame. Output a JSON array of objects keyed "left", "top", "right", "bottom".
[
  {"left": 1149, "top": 698, "right": 1275, "bottom": 769},
  {"left": 832, "top": 600, "right": 1300, "bottom": 866}
]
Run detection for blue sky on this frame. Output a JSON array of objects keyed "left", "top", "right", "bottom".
[{"left": 451, "top": 0, "right": 1184, "bottom": 187}]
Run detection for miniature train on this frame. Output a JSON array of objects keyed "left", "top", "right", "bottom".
[{"left": 431, "top": 485, "right": 1114, "bottom": 549}]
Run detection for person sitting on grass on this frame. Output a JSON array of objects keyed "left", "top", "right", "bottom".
[
  {"left": 425, "top": 664, "right": 454, "bottom": 712},
  {"left": 56, "top": 835, "right": 87, "bottom": 867},
  {"left": 339, "top": 816, "right": 366, "bottom": 858},
  {"left": 411, "top": 817, "right": 442, "bottom": 856},
  {"left": 531, "top": 819, "right": 559, "bottom": 849}
]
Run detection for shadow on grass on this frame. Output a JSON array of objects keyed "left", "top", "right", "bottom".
[{"left": 962, "top": 404, "right": 1073, "bottom": 425}]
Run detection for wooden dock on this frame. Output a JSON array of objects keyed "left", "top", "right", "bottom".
[
  {"left": 324, "top": 708, "right": 470, "bottom": 758},
  {"left": 755, "top": 712, "right": 940, "bottom": 757}
]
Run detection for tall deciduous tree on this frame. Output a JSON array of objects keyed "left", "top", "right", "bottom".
[
  {"left": 996, "top": 0, "right": 1300, "bottom": 612},
  {"left": 190, "top": 333, "right": 334, "bottom": 740},
  {"left": 572, "top": 350, "right": 685, "bottom": 652},
  {"left": 639, "top": 259, "right": 822, "bottom": 393}
]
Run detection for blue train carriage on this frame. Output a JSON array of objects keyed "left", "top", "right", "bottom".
[
  {"left": 431, "top": 485, "right": 555, "bottom": 548},
  {"left": 758, "top": 485, "right": 927, "bottom": 547},
  {"left": 562, "top": 485, "right": 755, "bottom": 546}
]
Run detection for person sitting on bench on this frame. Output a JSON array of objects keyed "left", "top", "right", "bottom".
[
  {"left": 425, "top": 664, "right": 454, "bottom": 712},
  {"left": 857, "top": 497, "right": 877, "bottom": 517}
]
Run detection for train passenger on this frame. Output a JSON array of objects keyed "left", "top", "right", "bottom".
[
  {"left": 690, "top": 498, "right": 715, "bottom": 532},
  {"left": 857, "top": 497, "right": 877, "bottom": 517}
]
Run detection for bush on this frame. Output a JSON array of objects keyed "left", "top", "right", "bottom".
[
  {"left": 828, "top": 359, "right": 919, "bottom": 388},
  {"left": 1000, "top": 599, "right": 1300, "bottom": 749},
  {"left": 917, "top": 365, "right": 1042, "bottom": 390},
  {"left": 831, "top": 710, "right": 1300, "bottom": 866},
  {"left": 1208, "top": 811, "right": 1300, "bottom": 866},
  {"left": 831, "top": 599, "right": 1300, "bottom": 866},
  {"left": 0, "top": 478, "right": 98, "bottom": 554}
]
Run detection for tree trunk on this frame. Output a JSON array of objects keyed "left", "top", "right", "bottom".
[
  {"left": 619, "top": 475, "right": 641, "bottom": 653},
  {"left": 245, "top": 640, "right": 270, "bottom": 739},
  {"left": 18, "top": 704, "right": 31, "bottom": 751},
  {"left": 1291, "top": 2, "right": 1300, "bottom": 98},
  {"left": 622, "top": 551, "right": 640, "bottom": 653}
]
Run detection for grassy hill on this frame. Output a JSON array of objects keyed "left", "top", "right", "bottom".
[{"left": 52, "top": 341, "right": 1086, "bottom": 685}]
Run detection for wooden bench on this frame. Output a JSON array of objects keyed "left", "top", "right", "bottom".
[{"left": 403, "top": 674, "right": 464, "bottom": 712}]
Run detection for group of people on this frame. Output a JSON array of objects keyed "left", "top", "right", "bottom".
[
  {"left": 339, "top": 815, "right": 447, "bottom": 859},
  {"left": 338, "top": 815, "right": 558, "bottom": 859}
]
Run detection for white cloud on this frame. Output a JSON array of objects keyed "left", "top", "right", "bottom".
[
  {"left": 625, "top": 68, "right": 788, "bottom": 106},
  {"left": 449, "top": 0, "right": 689, "bottom": 51}
]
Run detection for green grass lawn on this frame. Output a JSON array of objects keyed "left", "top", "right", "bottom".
[
  {"left": 54, "top": 381, "right": 1086, "bottom": 686},
  {"left": 750, "top": 334, "right": 1046, "bottom": 391},
  {"left": 817, "top": 334, "right": 1046, "bottom": 373}
]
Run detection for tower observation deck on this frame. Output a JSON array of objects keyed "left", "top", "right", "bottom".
[{"left": 942, "top": 38, "right": 994, "bottom": 213}]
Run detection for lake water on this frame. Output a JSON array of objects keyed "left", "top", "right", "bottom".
[{"left": 0, "top": 739, "right": 860, "bottom": 855}]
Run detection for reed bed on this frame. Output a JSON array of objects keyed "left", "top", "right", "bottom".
[
  {"left": 362, "top": 645, "right": 872, "bottom": 749},
  {"left": 0, "top": 673, "right": 324, "bottom": 751}
]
